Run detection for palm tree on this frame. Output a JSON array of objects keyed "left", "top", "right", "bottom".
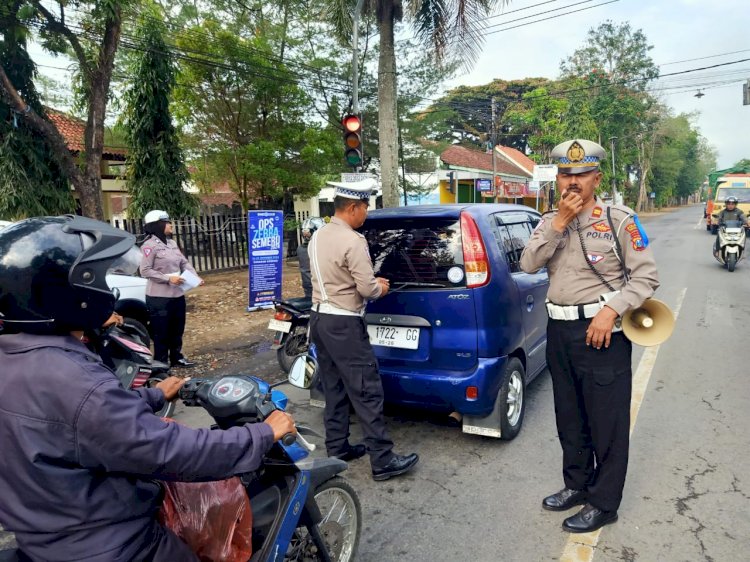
[{"left": 328, "top": 0, "right": 505, "bottom": 207}]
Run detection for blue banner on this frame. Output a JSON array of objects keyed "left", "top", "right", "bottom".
[
  {"left": 248, "top": 210, "right": 283, "bottom": 311},
  {"left": 476, "top": 178, "right": 492, "bottom": 192}
]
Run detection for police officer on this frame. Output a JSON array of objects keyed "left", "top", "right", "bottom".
[
  {"left": 140, "top": 210, "right": 202, "bottom": 368},
  {"left": 297, "top": 217, "right": 325, "bottom": 299},
  {"left": 520, "top": 140, "right": 659, "bottom": 533},
  {"left": 0, "top": 216, "right": 295, "bottom": 561},
  {"left": 309, "top": 180, "right": 419, "bottom": 481}
]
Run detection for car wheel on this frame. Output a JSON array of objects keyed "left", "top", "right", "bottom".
[{"left": 497, "top": 358, "right": 526, "bottom": 441}]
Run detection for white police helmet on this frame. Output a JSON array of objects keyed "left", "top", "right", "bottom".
[{"left": 144, "top": 210, "right": 170, "bottom": 225}]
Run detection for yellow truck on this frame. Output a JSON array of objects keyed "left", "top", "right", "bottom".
[{"left": 709, "top": 175, "right": 750, "bottom": 234}]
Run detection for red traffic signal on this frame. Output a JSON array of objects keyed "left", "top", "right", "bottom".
[{"left": 342, "top": 114, "right": 363, "bottom": 167}]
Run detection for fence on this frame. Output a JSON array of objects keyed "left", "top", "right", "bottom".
[{"left": 113, "top": 213, "right": 249, "bottom": 273}]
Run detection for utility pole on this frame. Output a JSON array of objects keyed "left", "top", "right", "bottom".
[
  {"left": 609, "top": 136, "right": 617, "bottom": 203},
  {"left": 491, "top": 97, "right": 497, "bottom": 203}
]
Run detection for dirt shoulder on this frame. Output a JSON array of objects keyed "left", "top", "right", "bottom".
[{"left": 178, "top": 260, "right": 305, "bottom": 379}]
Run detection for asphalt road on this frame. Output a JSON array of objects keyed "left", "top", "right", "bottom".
[
  {"left": 174, "top": 205, "right": 749, "bottom": 561},
  {"left": 3, "top": 205, "right": 749, "bottom": 561}
]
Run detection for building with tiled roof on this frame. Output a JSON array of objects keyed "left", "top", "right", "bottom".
[
  {"left": 438, "top": 144, "right": 540, "bottom": 207},
  {"left": 46, "top": 108, "right": 129, "bottom": 220}
]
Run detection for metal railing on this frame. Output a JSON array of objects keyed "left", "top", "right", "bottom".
[{"left": 113, "top": 213, "right": 249, "bottom": 273}]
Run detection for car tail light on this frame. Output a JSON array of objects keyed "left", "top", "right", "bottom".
[
  {"left": 460, "top": 212, "right": 490, "bottom": 288},
  {"left": 274, "top": 311, "right": 292, "bottom": 321},
  {"left": 466, "top": 386, "right": 479, "bottom": 400}
]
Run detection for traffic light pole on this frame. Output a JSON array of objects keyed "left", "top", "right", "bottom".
[{"left": 351, "top": 0, "right": 366, "bottom": 116}]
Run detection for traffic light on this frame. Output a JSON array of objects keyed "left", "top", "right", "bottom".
[{"left": 342, "top": 114, "right": 363, "bottom": 167}]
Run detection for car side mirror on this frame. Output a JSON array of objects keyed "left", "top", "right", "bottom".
[{"left": 289, "top": 355, "right": 319, "bottom": 389}]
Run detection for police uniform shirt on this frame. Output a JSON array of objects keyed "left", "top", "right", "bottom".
[
  {"left": 140, "top": 237, "right": 198, "bottom": 298},
  {"left": 309, "top": 216, "right": 382, "bottom": 313},
  {"left": 520, "top": 200, "right": 659, "bottom": 316}
]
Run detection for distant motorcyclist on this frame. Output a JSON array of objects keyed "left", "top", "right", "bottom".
[
  {"left": 297, "top": 217, "right": 325, "bottom": 299},
  {"left": 714, "top": 197, "right": 747, "bottom": 254},
  {"left": 717, "top": 196, "right": 747, "bottom": 227},
  {"left": 0, "top": 216, "right": 296, "bottom": 562}
]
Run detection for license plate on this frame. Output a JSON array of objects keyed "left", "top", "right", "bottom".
[
  {"left": 268, "top": 319, "right": 292, "bottom": 333},
  {"left": 367, "top": 325, "right": 420, "bottom": 349}
]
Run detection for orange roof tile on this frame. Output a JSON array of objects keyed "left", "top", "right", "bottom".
[
  {"left": 440, "top": 145, "right": 531, "bottom": 178},
  {"left": 46, "top": 109, "right": 128, "bottom": 160}
]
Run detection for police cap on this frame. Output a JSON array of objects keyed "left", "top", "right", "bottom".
[{"left": 551, "top": 139, "right": 606, "bottom": 175}]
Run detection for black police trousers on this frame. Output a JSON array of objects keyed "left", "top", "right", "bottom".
[
  {"left": 310, "top": 312, "right": 395, "bottom": 469},
  {"left": 146, "top": 295, "right": 187, "bottom": 366},
  {"left": 546, "top": 319, "right": 632, "bottom": 513}
]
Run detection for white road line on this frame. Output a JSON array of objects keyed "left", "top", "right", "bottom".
[
  {"left": 559, "top": 287, "right": 688, "bottom": 562},
  {"left": 694, "top": 217, "right": 703, "bottom": 230}
]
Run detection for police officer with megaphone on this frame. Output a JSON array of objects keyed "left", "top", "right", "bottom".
[{"left": 520, "top": 139, "right": 661, "bottom": 534}]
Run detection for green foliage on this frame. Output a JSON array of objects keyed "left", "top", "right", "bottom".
[
  {"left": 171, "top": 5, "right": 345, "bottom": 210},
  {"left": 0, "top": 14, "right": 74, "bottom": 219},
  {"left": 122, "top": 9, "right": 198, "bottom": 219}
]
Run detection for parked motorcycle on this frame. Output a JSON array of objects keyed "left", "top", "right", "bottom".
[
  {"left": 713, "top": 219, "right": 746, "bottom": 272},
  {"left": 268, "top": 298, "right": 312, "bottom": 372},
  {"left": 99, "top": 321, "right": 174, "bottom": 417},
  {"left": 0, "top": 358, "right": 362, "bottom": 562}
]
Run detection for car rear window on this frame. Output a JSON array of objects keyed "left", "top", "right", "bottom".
[{"left": 360, "top": 218, "right": 464, "bottom": 289}]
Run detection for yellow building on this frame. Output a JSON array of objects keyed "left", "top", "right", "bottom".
[{"left": 439, "top": 145, "right": 540, "bottom": 208}]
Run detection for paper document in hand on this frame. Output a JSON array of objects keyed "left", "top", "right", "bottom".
[{"left": 179, "top": 270, "right": 202, "bottom": 292}]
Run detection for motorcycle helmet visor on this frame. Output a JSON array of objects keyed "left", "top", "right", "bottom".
[{"left": 106, "top": 246, "right": 141, "bottom": 277}]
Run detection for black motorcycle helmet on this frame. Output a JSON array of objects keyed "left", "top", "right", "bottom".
[
  {"left": 726, "top": 196, "right": 738, "bottom": 206},
  {"left": 0, "top": 215, "right": 138, "bottom": 334}
]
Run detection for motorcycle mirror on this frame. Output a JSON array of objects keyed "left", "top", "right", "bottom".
[{"left": 288, "top": 355, "right": 319, "bottom": 389}]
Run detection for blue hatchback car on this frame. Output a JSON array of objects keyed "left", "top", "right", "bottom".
[{"left": 360, "top": 204, "right": 549, "bottom": 440}]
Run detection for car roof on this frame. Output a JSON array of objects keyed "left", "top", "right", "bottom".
[{"left": 366, "top": 203, "right": 540, "bottom": 220}]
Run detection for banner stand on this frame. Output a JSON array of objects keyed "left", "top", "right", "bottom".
[{"left": 247, "top": 210, "right": 283, "bottom": 312}]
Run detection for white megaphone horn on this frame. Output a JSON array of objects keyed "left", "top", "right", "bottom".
[{"left": 621, "top": 299, "right": 675, "bottom": 347}]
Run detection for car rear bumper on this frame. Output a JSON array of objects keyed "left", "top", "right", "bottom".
[{"left": 379, "top": 356, "right": 509, "bottom": 417}]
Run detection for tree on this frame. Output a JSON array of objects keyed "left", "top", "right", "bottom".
[
  {"left": 0, "top": 0, "right": 130, "bottom": 220},
  {"left": 171, "top": 8, "right": 341, "bottom": 211},
  {"left": 561, "top": 21, "right": 659, "bottom": 205},
  {"left": 325, "top": 0, "right": 505, "bottom": 207},
  {"left": 122, "top": 10, "right": 197, "bottom": 219},
  {"left": 0, "top": 10, "right": 74, "bottom": 219}
]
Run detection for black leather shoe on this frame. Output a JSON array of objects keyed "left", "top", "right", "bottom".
[
  {"left": 172, "top": 358, "right": 195, "bottom": 368},
  {"left": 542, "top": 488, "right": 588, "bottom": 511},
  {"left": 562, "top": 503, "right": 618, "bottom": 533},
  {"left": 332, "top": 444, "right": 367, "bottom": 462},
  {"left": 372, "top": 453, "right": 419, "bottom": 481}
]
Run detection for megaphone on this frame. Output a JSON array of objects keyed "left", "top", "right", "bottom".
[{"left": 621, "top": 298, "right": 674, "bottom": 347}]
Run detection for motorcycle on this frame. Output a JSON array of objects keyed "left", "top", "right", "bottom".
[
  {"left": 268, "top": 298, "right": 312, "bottom": 372},
  {"left": 713, "top": 219, "right": 746, "bottom": 272},
  {"left": 0, "top": 357, "right": 362, "bottom": 562},
  {"left": 178, "top": 361, "right": 361, "bottom": 561},
  {"left": 98, "top": 321, "right": 174, "bottom": 417}
]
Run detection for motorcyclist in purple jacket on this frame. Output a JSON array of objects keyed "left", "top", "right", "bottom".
[{"left": 0, "top": 216, "right": 296, "bottom": 562}]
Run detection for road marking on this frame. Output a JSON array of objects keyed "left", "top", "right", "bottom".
[
  {"left": 559, "top": 287, "right": 688, "bottom": 562},
  {"left": 694, "top": 217, "right": 703, "bottom": 230}
]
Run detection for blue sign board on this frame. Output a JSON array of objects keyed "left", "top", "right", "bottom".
[
  {"left": 476, "top": 178, "right": 492, "bottom": 192},
  {"left": 248, "top": 210, "right": 283, "bottom": 311}
]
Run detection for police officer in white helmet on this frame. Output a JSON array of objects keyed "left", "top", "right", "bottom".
[{"left": 140, "top": 210, "right": 204, "bottom": 368}]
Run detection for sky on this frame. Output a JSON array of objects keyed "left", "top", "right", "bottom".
[{"left": 441, "top": 0, "right": 750, "bottom": 169}]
